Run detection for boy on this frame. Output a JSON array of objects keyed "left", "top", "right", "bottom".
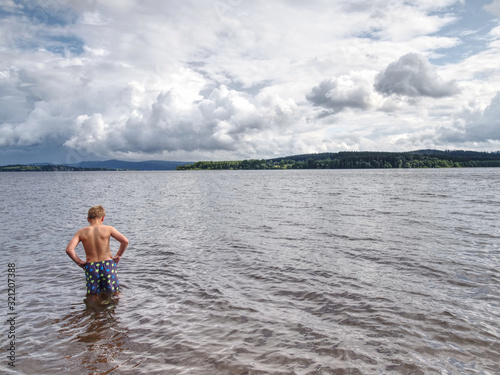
[{"left": 66, "top": 205, "right": 129, "bottom": 295}]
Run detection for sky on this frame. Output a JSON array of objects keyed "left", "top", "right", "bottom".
[{"left": 1, "top": 0, "right": 500, "bottom": 164}]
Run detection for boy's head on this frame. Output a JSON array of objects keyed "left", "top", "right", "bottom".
[{"left": 88, "top": 205, "right": 106, "bottom": 220}]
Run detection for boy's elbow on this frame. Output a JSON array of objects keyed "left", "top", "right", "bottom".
[{"left": 123, "top": 238, "right": 129, "bottom": 245}]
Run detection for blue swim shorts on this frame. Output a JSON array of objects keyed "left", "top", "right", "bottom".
[{"left": 84, "top": 260, "right": 119, "bottom": 294}]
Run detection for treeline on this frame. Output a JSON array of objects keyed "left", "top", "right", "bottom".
[
  {"left": 176, "top": 150, "right": 500, "bottom": 170},
  {"left": 0, "top": 164, "right": 115, "bottom": 172}
]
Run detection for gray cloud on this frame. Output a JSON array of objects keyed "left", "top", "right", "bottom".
[
  {"left": 63, "top": 85, "right": 299, "bottom": 158},
  {"left": 462, "top": 92, "right": 500, "bottom": 142},
  {"left": 374, "top": 53, "right": 460, "bottom": 98},
  {"left": 471, "top": 93, "right": 500, "bottom": 140},
  {"left": 0, "top": 70, "right": 32, "bottom": 123},
  {"left": 438, "top": 92, "right": 500, "bottom": 144},
  {"left": 484, "top": 0, "right": 500, "bottom": 17},
  {"left": 306, "top": 74, "right": 373, "bottom": 114}
]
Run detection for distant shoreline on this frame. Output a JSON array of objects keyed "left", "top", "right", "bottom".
[
  {"left": 177, "top": 150, "right": 500, "bottom": 170},
  {"left": 4, "top": 150, "right": 500, "bottom": 172},
  {"left": 0, "top": 160, "right": 189, "bottom": 171},
  {"left": 0, "top": 165, "right": 121, "bottom": 172}
]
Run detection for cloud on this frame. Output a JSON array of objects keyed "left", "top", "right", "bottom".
[
  {"left": 462, "top": 92, "right": 500, "bottom": 142},
  {"left": 0, "top": 53, "right": 95, "bottom": 148},
  {"left": 484, "top": 0, "right": 500, "bottom": 18},
  {"left": 344, "top": 0, "right": 458, "bottom": 42},
  {"left": 374, "top": 53, "right": 460, "bottom": 98},
  {"left": 0, "top": 0, "right": 22, "bottom": 13},
  {"left": 306, "top": 73, "right": 375, "bottom": 114},
  {"left": 63, "top": 84, "right": 301, "bottom": 159},
  {"left": 437, "top": 92, "right": 500, "bottom": 144}
]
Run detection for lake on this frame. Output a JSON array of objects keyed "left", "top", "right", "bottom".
[{"left": 1, "top": 168, "right": 499, "bottom": 374}]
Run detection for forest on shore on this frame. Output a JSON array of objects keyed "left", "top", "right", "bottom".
[{"left": 176, "top": 150, "right": 500, "bottom": 170}]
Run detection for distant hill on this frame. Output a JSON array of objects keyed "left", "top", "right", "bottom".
[
  {"left": 178, "top": 149, "right": 500, "bottom": 170},
  {"left": 267, "top": 149, "right": 500, "bottom": 162},
  {"left": 67, "top": 159, "right": 192, "bottom": 170},
  {"left": 0, "top": 164, "right": 112, "bottom": 172},
  {"left": 5, "top": 151, "right": 500, "bottom": 171}
]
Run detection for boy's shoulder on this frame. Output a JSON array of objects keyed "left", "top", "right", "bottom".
[
  {"left": 100, "top": 224, "right": 117, "bottom": 233},
  {"left": 75, "top": 226, "right": 88, "bottom": 234},
  {"left": 76, "top": 224, "right": 114, "bottom": 234}
]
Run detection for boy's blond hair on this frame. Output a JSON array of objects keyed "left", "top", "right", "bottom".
[{"left": 88, "top": 205, "right": 106, "bottom": 220}]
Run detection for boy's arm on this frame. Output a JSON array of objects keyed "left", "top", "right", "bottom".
[
  {"left": 65, "top": 232, "right": 86, "bottom": 268},
  {"left": 110, "top": 227, "right": 129, "bottom": 264}
]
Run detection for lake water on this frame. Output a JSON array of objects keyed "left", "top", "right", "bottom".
[{"left": 1, "top": 169, "right": 499, "bottom": 374}]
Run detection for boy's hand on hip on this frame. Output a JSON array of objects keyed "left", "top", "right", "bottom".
[{"left": 113, "top": 255, "right": 121, "bottom": 264}]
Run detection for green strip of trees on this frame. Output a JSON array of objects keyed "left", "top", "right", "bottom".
[{"left": 177, "top": 150, "right": 500, "bottom": 170}]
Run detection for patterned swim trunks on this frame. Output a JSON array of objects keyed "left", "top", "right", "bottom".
[{"left": 84, "top": 260, "right": 119, "bottom": 294}]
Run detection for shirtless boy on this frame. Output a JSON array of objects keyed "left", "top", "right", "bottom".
[{"left": 66, "top": 205, "right": 129, "bottom": 295}]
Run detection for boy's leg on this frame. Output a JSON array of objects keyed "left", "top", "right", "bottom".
[
  {"left": 97, "top": 260, "right": 120, "bottom": 293},
  {"left": 84, "top": 262, "right": 102, "bottom": 294}
]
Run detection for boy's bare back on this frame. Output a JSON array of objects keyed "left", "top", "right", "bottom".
[
  {"left": 66, "top": 206, "right": 129, "bottom": 268},
  {"left": 76, "top": 224, "right": 126, "bottom": 262}
]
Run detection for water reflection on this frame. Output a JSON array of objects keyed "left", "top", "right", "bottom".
[{"left": 55, "top": 294, "right": 136, "bottom": 374}]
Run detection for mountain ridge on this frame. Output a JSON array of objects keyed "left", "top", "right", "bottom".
[
  {"left": 3, "top": 150, "right": 500, "bottom": 170},
  {"left": 67, "top": 159, "right": 192, "bottom": 170}
]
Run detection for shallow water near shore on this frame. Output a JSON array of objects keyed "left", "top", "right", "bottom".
[{"left": 1, "top": 168, "right": 499, "bottom": 374}]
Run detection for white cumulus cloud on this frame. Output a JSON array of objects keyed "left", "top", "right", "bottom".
[
  {"left": 306, "top": 72, "right": 376, "bottom": 115},
  {"left": 374, "top": 53, "right": 460, "bottom": 98},
  {"left": 63, "top": 84, "right": 301, "bottom": 160}
]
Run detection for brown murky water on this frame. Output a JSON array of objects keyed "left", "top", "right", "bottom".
[{"left": 1, "top": 169, "right": 499, "bottom": 374}]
